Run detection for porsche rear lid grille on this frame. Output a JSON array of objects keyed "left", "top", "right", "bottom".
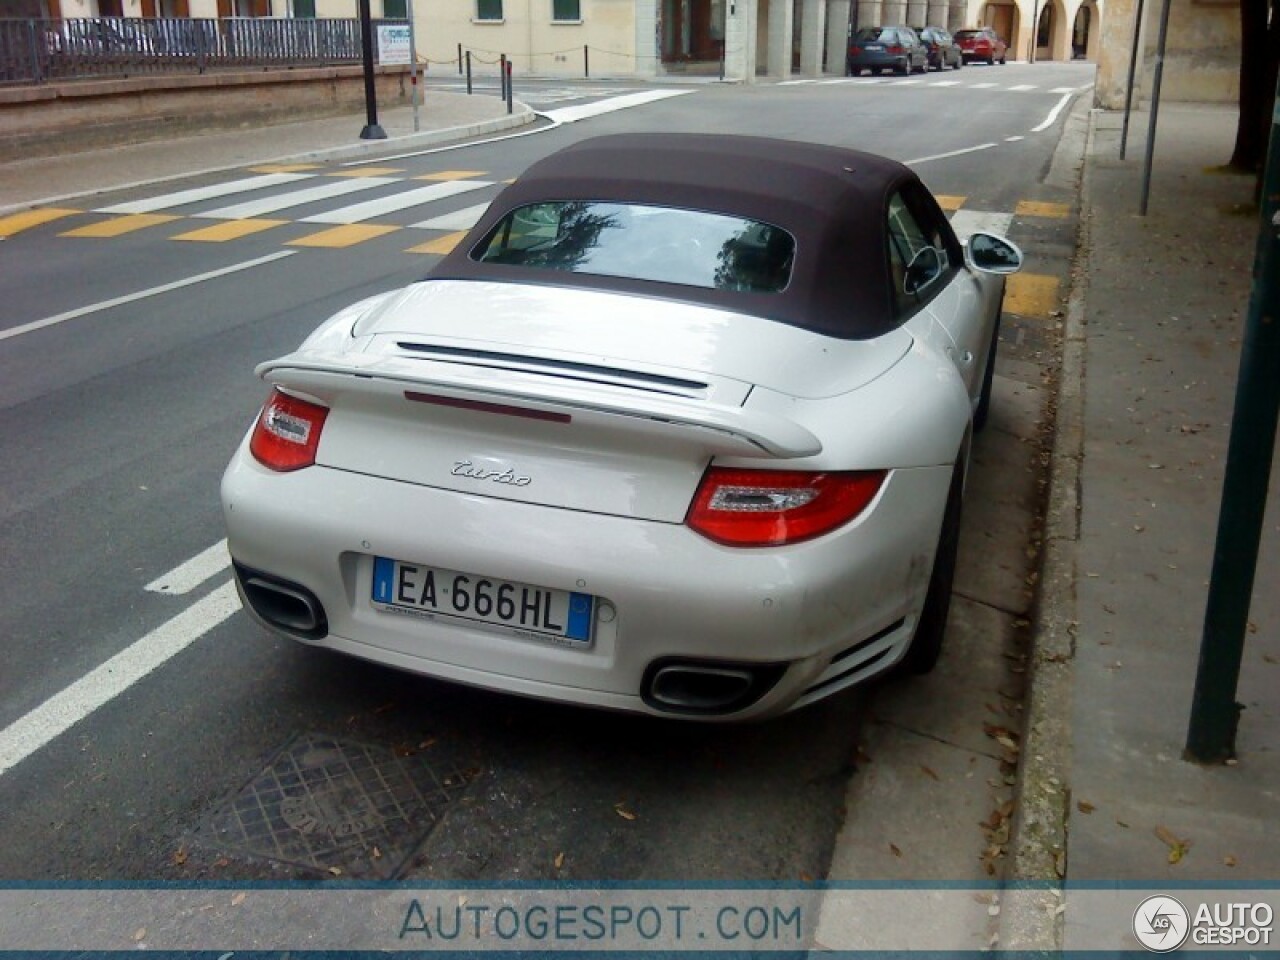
[{"left": 394, "top": 342, "right": 710, "bottom": 399}]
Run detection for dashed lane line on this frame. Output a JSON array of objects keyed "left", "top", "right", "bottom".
[
  {"left": 0, "top": 250, "right": 296, "bottom": 342},
  {"left": 0, "top": 581, "right": 241, "bottom": 779},
  {"left": 145, "top": 540, "right": 230, "bottom": 595}
]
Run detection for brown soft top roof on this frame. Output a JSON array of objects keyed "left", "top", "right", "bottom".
[{"left": 429, "top": 133, "right": 932, "bottom": 340}]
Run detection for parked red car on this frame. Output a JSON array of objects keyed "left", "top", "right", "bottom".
[{"left": 954, "top": 27, "right": 1008, "bottom": 65}]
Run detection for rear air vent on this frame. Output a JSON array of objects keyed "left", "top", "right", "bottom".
[{"left": 395, "top": 343, "right": 709, "bottom": 398}]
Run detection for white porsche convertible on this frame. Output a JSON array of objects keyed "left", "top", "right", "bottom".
[{"left": 221, "top": 133, "right": 1022, "bottom": 719}]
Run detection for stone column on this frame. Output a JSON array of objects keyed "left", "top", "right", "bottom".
[
  {"left": 724, "top": 0, "right": 759, "bottom": 82},
  {"left": 825, "top": 0, "right": 851, "bottom": 71},
  {"left": 906, "top": 0, "right": 927, "bottom": 25},
  {"left": 856, "top": 0, "right": 882, "bottom": 27},
  {"left": 635, "top": 0, "right": 659, "bottom": 78},
  {"left": 1096, "top": 0, "right": 1140, "bottom": 107},
  {"left": 766, "top": 0, "right": 794, "bottom": 77},
  {"left": 800, "top": 0, "right": 827, "bottom": 73},
  {"left": 882, "top": 0, "right": 907, "bottom": 24}
]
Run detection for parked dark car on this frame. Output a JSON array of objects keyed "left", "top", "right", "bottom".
[
  {"left": 915, "top": 26, "right": 962, "bottom": 70},
  {"left": 954, "top": 27, "right": 1008, "bottom": 64},
  {"left": 846, "top": 26, "right": 928, "bottom": 76}
]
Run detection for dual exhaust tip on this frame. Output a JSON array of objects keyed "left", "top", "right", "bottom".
[{"left": 233, "top": 562, "right": 783, "bottom": 715}]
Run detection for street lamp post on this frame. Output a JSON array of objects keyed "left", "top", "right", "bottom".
[{"left": 357, "top": 0, "right": 386, "bottom": 140}]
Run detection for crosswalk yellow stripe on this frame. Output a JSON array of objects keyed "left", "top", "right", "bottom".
[
  {"left": 1014, "top": 200, "right": 1071, "bottom": 218},
  {"left": 1004, "top": 273, "right": 1060, "bottom": 318},
  {"left": 288, "top": 224, "right": 401, "bottom": 248},
  {"left": 171, "top": 219, "right": 287, "bottom": 242},
  {"left": 405, "top": 231, "right": 467, "bottom": 255},
  {"left": 328, "top": 167, "right": 406, "bottom": 178},
  {"left": 60, "top": 214, "right": 178, "bottom": 238},
  {"left": 416, "top": 170, "right": 488, "bottom": 182},
  {"left": 934, "top": 195, "right": 966, "bottom": 211},
  {"left": 0, "top": 208, "right": 81, "bottom": 238}
]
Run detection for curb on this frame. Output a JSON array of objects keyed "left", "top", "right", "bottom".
[
  {"left": 0, "top": 104, "right": 536, "bottom": 218},
  {"left": 994, "top": 101, "right": 1096, "bottom": 951}
]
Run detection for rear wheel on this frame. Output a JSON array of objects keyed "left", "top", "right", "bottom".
[
  {"left": 894, "top": 59, "right": 909, "bottom": 75},
  {"left": 901, "top": 458, "right": 964, "bottom": 674}
]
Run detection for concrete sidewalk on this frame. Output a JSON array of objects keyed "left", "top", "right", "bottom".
[
  {"left": 1005, "top": 101, "right": 1280, "bottom": 950},
  {"left": 0, "top": 89, "right": 533, "bottom": 215}
]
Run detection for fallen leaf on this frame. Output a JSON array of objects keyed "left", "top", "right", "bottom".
[
  {"left": 1077, "top": 800, "right": 1096, "bottom": 814},
  {"left": 328, "top": 866, "right": 343, "bottom": 876},
  {"left": 800, "top": 871, "right": 815, "bottom": 883},
  {"left": 372, "top": 846, "right": 382, "bottom": 860},
  {"left": 1264, "top": 654, "right": 1278, "bottom": 665},
  {"left": 231, "top": 892, "right": 246, "bottom": 907},
  {"left": 173, "top": 847, "right": 188, "bottom": 866},
  {"left": 920, "top": 765, "right": 940, "bottom": 782},
  {"left": 1116, "top": 819, "right": 1130, "bottom": 829},
  {"left": 1224, "top": 855, "right": 1238, "bottom": 867},
  {"left": 133, "top": 928, "right": 146, "bottom": 942},
  {"left": 554, "top": 852, "right": 565, "bottom": 870},
  {"left": 212, "top": 857, "right": 230, "bottom": 869},
  {"left": 889, "top": 843, "right": 902, "bottom": 858},
  {"left": 614, "top": 802, "right": 637, "bottom": 821},
  {"left": 1155, "top": 825, "right": 1190, "bottom": 864}
]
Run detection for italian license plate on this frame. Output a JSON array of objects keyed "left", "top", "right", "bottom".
[{"left": 371, "top": 557, "right": 594, "bottom": 645}]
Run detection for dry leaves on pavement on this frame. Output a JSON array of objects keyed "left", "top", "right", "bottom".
[{"left": 1155, "top": 825, "right": 1190, "bottom": 864}]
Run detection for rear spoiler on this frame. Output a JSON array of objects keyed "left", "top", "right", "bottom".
[{"left": 257, "top": 351, "right": 822, "bottom": 459}]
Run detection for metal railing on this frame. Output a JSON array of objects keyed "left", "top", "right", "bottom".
[{"left": 0, "top": 16, "right": 408, "bottom": 86}]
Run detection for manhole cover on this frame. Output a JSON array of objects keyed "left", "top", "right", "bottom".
[{"left": 203, "top": 733, "right": 474, "bottom": 879}]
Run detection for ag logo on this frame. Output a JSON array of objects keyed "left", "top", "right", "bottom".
[{"left": 1133, "top": 895, "right": 1190, "bottom": 952}]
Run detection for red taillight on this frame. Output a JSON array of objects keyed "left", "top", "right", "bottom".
[
  {"left": 249, "top": 388, "right": 329, "bottom": 472},
  {"left": 886, "top": 44, "right": 903, "bottom": 54},
  {"left": 685, "top": 468, "right": 887, "bottom": 547},
  {"left": 850, "top": 45, "right": 863, "bottom": 54}
]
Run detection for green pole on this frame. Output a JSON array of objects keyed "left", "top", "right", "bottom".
[{"left": 1185, "top": 76, "right": 1280, "bottom": 763}]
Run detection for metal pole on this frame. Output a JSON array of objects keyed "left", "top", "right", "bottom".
[
  {"left": 584, "top": 43, "right": 589, "bottom": 78},
  {"left": 1137, "top": 0, "right": 1172, "bottom": 214},
  {"left": 719, "top": 41, "right": 725, "bottom": 81},
  {"left": 407, "top": 0, "right": 419, "bottom": 133},
  {"left": 458, "top": 41, "right": 462, "bottom": 74},
  {"left": 506, "top": 58, "right": 513, "bottom": 114},
  {"left": 1185, "top": 75, "right": 1280, "bottom": 764},
  {"left": 1120, "top": 0, "right": 1147, "bottom": 160},
  {"left": 499, "top": 52, "right": 507, "bottom": 99},
  {"left": 466, "top": 50, "right": 472, "bottom": 93},
  {"left": 357, "top": 0, "right": 385, "bottom": 139}
]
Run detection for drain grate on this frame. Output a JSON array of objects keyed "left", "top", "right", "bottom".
[{"left": 204, "top": 732, "right": 473, "bottom": 879}]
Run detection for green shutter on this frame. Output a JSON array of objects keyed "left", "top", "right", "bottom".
[
  {"left": 476, "top": 0, "right": 502, "bottom": 20},
  {"left": 552, "top": 0, "right": 580, "bottom": 20}
]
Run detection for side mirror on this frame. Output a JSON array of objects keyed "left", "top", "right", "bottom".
[{"left": 965, "top": 232, "right": 1023, "bottom": 274}]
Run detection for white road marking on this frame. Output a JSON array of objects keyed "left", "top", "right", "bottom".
[
  {"left": 542, "top": 89, "right": 693, "bottom": 123},
  {"left": 1033, "top": 92, "right": 1074, "bottom": 132},
  {"left": 0, "top": 581, "right": 241, "bottom": 778},
  {"left": 907, "top": 142, "right": 998, "bottom": 165},
  {"left": 301, "top": 180, "right": 494, "bottom": 225},
  {"left": 94, "top": 173, "right": 315, "bottom": 215},
  {"left": 0, "top": 251, "right": 296, "bottom": 342},
  {"left": 195, "top": 177, "right": 398, "bottom": 220},
  {"left": 1008, "top": 84, "right": 1038, "bottom": 91},
  {"left": 412, "top": 201, "right": 491, "bottom": 231},
  {"left": 1050, "top": 86, "right": 1078, "bottom": 93},
  {"left": 817, "top": 78, "right": 854, "bottom": 84},
  {"left": 890, "top": 78, "right": 924, "bottom": 85},
  {"left": 930, "top": 80, "right": 962, "bottom": 87},
  {"left": 145, "top": 540, "right": 230, "bottom": 595},
  {"left": 969, "top": 82, "right": 998, "bottom": 88},
  {"left": 949, "top": 209, "right": 1015, "bottom": 240},
  {"left": 778, "top": 79, "right": 818, "bottom": 85}
]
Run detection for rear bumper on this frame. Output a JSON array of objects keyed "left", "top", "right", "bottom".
[{"left": 222, "top": 441, "right": 951, "bottom": 721}]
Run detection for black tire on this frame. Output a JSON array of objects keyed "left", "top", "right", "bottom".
[
  {"left": 894, "top": 59, "right": 909, "bottom": 75},
  {"left": 953, "top": 55, "right": 962, "bottom": 69},
  {"left": 973, "top": 306, "right": 1001, "bottom": 432},
  {"left": 986, "top": 54, "right": 994, "bottom": 64},
  {"left": 901, "top": 459, "right": 964, "bottom": 674}
]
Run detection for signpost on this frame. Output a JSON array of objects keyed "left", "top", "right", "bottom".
[{"left": 1185, "top": 76, "right": 1280, "bottom": 763}]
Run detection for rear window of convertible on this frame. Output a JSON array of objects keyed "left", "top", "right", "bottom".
[{"left": 472, "top": 201, "right": 796, "bottom": 294}]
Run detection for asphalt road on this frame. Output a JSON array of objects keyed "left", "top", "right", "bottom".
[{"left": 0, "top": 61, "right": 1093, "bottom": 885}]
